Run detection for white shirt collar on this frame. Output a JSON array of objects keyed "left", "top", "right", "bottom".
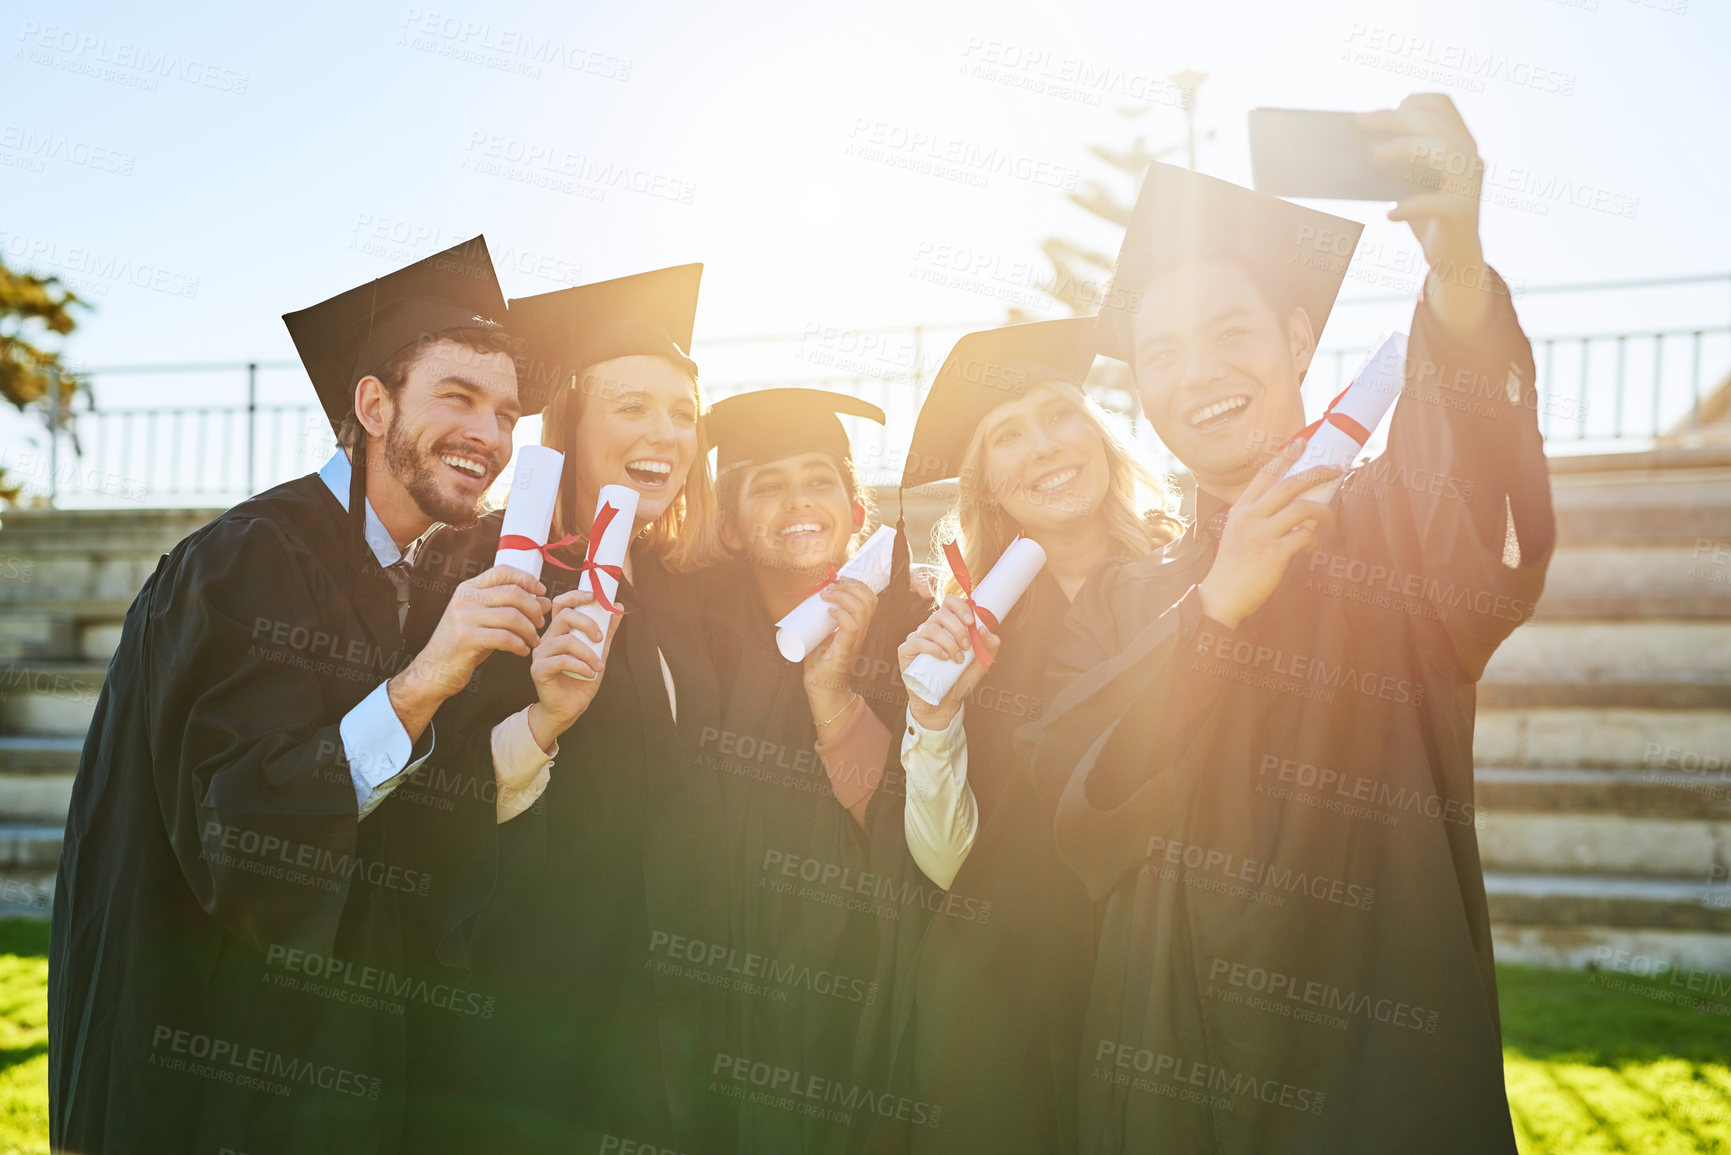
[{"left": 318, "top": 450, "right": 420, "bottom": 569}]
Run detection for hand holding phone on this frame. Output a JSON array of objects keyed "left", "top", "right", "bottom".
[{"left": 1249, "top": 108, "right": 1420, "bottom": 201}]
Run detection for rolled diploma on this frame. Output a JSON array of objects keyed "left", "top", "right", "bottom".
[
  {"left": 492, "top": 445, "right": 566, "bottom": 581},
  {"left": 564, "top": 484, "right": 640, "bottom": 677},
  {"left": 775, "top": 525, "right": 898, "bottom": 662},
  {"left": 1282, "top": 331, "right": 1408, "bottom": 504},
  {"left": 902, "top": 537, "right": 1047, "bottom": 705}
]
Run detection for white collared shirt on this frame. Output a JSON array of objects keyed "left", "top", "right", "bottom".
[{"left": 318, "top": 451, "right": 437, "bottom": 818}]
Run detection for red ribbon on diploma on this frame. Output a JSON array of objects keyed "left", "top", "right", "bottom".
[
  {"left": 1277, "top": 381, "right": 1372, "bottom": 453},
  {"left": 942, "top": 540, "right": 1000, "bottom": 671},
  {"left": 497, "top": 500, "right": 629, "bottom": 615},
  {"left": 793, "top": 564, "right": 841, "bottom": 600},
  {"left": 497, "top": 532, "right": 583, "bottom": 567}
]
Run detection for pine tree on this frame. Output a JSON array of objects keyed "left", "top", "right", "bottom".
[{"left": 1010, "top": 74, "right": 1212, "bottom": 416}]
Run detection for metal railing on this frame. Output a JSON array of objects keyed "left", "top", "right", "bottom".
[{"left": 9, "top": 274, "right": 1729, "bottom": 507}]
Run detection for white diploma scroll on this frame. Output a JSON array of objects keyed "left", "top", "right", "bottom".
[
  {"left": 775, "top": 525, "right": 898, "bottom": 663},
  {"left": 491, "top": 445, "right": 566, "bottom": 581},
  {"left": 902, "top": 537, "right": 1047, "bottom": 705},
  {"left": 564, "top": 484, "right": 640, "bottom": 678},
  {"left": 1282, "top": 330, "right": 1408, "bottom": 504}
]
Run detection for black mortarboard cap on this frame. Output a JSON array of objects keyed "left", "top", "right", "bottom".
[
  {"left": 900, "top": 317, "right": 1097, "bottom": 490},
  {"left": 704, "top": 388, "right": 885, "bottom": 476},
  {"left": 509, "top": 264, "right": 704, "bottom": 535},
  {"left": 1096, "top": 163, "right": 1362, "bottom": 363},
  {"left": 281, "top": 235, "right": 508, "bottom": 544},
  {"left": 283, "top": 235, "right": 508, "bottom": 435},
  {"left": 508, "top": 264, "right": 702, "bottom": 413}
]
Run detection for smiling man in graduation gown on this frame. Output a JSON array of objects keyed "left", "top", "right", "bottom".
[
  {"left": 1026, "top": 96, "right": 1553, "bottom": 1153},
  {"left": 48, "top": 238, "right": 551, "bottom": 1154}
]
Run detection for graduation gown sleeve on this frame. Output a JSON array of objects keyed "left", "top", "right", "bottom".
[
  {"left": 1373, "top": 271, "right": 1556, "bottom": 679},
  {"left": 147, "top": 513, "right": 382, "bottom": 956}
]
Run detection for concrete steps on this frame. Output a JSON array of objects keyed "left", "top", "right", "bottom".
[
  {"left": 1477, "top": 766, "right": 1731, "bottom": 820},
  {"left": 1475, "top": 708, "right": 1731, "bottom": 770},
  {"left": 0, "top": 509, "right": 212, "bottom": 915},
  {"left": 1488, "top": 872, "right": 1731, "bottom": 971},
  {"left": 0, "top": 662, "right": 108, "bottom": 736}
]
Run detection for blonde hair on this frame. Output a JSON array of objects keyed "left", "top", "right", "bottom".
[
  {"left": 934, "top": 378, "right": 1181, "bottom": 597},
  {"left": 541, "top": 362, "right": 724, "bottom": 574}
]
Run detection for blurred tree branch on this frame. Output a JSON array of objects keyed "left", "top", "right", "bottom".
[{"left": 0, "top": 262, "right": 88, "bottom": 503}]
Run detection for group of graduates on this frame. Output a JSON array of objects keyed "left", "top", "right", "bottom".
[{"left": 48, "top": 95, "right": 1553, "bottom": 1154}]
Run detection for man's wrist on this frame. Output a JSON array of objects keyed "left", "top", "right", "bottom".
[
  {"left": 385, "top": 662, "right": 448, "bottom": 742},
  {"left": 1424, "top": 242, "right": 1495, "bottom": 339},
  {"left": 1195, "top": 578, "right": 1244, "bottom": 632}
]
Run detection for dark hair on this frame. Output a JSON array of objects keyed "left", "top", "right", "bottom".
[{"left": 336, "top": 324, "right": 515, "bottom": 449}]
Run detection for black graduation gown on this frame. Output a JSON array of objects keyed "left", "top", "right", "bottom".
[
  {"left": 48, "top": 474, "right": 499, "bottom": 1154},
  {"left": 866, "top": 570, "right": 1096, "bottom": 1154},
  {"left": 401, "top": 510, "right": 727, "bottom": 1155},
  {"left": 694, "top": 558, "right": 920, "bottom": 1154},
  {"left": 1026, "top": 282, "right": 1553, "bottom": 1153}
]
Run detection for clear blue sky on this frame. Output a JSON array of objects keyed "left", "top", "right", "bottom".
[{"left": 4, "top": 0, "right": 1727, "bottom": 411}]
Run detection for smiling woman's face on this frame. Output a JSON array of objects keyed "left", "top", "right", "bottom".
[
  {"left": 569, "top": 354, "right": 699, "bottom": 526},
  {"left": 976, "top": 382, "right": 1110, "bottom": 536},
  {"left": 721, "top": 450, "right": 858, "bottom": 574}
]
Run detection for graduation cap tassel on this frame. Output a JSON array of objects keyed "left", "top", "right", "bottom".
[
  {"left": 350, "top": 427, "right": 369, "bottom": 541},
  {"left": 889, "top": 487, "right": 916, "bottom": 646},
  {"left": 352, "top": 283, "right": 378, "bottom": 544},
  {"left": 560, "top": 380, "right": 580, "bottom": 538}
]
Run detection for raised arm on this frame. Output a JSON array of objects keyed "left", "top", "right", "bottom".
[{"left": 1362, "top": 93, "right": 1556, "bottom": 677}]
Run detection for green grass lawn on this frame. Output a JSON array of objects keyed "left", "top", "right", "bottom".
[
  {"left": 0, "top": 924, "right": 1724, "bottom": 1153},
  {"left": 1503, "top": 962, "right": 1731, "bottom": 1154},
  {"left": 0, "top": 921, "right": 48, "bottom": 1155}
]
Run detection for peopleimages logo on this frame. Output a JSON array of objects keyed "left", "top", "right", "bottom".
[
  {"left": 263, "top": 945, "right": 497, "bottom": 1019},
  {"left": 647, "top": 929, "right": 878, "bottom": 1005},
  {"left": 711, "top": 1053, "right": 943, "bottom": 1128},
  {"left": 200, "top": 821, "right": 431, "bottom": 897},
  {"left": 15, "top": 21, "right": 249, "bottom": 94},
  {"left": 1092, "top": 1039, "right": 1328, "bottom": 1115},
  {"left": 1141, "top": 835, "right": 1377, "bottom": 912},
  {"left": 149, "top": 1025, "right": 382, "bottom": 1100},
  {"left": 1206, "top": 957, "right": 1441, "bottom": 1033},
  {"left": 761, "top": 848, "right": 992, "bottom": 923}
]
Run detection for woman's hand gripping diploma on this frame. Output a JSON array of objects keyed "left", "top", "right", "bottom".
[
  {"left": 525, "top": 588, "right": 616, "bottom": 751},
  {"left": 803, "top": 577, "right": 878, "bottom": 738},
  {"left": 898, "top": 594, "right": 1002, "bottom": 732}
]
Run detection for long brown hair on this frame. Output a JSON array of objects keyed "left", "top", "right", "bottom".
[
  {"left": 933, "top": 378, "right": 1181, "bottom": 596},
  {"left": 541, "top": 359, "right": 723, "bottom": 573}
]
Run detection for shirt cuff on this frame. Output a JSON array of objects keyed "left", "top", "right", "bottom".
[
  {"left": 492, "top": 707, "right": 557, "bottom": 823},
  {"left": 343, "top": 681, "right": 435, "bottom": 819},
  {"left": 902, "top": 704, "right": 966, "bottom": 754}
]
